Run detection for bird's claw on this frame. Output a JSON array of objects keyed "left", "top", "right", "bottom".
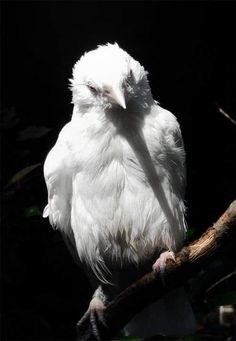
[
  {"left": 152, "top": 250, "right": 175, "bottom": 274},
  {"left": 90, "top": 309, "right": 106, "bottom": 340},
  {"left": 76, "top": 297, "right": 107, "bottom": 341}
]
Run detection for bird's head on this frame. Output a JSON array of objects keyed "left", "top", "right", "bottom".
[{"left": 70, "top": 43, "right": 152, "bottom": 112}]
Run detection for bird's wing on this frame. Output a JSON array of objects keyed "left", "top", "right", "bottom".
[
  {"left": 154, "top": 105, "right": 186, "bottom": 196},
  {"left": 43, "top": 123, "right": 73, "bottom": 235},
  {"left": 146, "top": 105, "right": 187, "bottom": 250}
]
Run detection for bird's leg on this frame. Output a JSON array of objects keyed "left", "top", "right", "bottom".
[
  {"left": 152, "top": 250, "right": 175, "bottom": 273},
  {"left": 77, "top": 285, "right": 107, "bottom": 341}
]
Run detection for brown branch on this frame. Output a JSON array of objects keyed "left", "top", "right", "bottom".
[{"left": 76, "top": 200, "right": 236, "bottom": 340}]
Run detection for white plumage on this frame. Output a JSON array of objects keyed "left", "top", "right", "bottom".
[{"left": 43, "top": 43, "right": 195, "bottom": 337}]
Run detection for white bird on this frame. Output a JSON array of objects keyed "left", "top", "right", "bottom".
[{"left": 43, "top": 43, "right": 196, "bottom": 339}]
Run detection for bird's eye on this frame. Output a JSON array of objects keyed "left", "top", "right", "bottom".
[{"left": 87, "top": 84, "right": 97, "bottom": 93}]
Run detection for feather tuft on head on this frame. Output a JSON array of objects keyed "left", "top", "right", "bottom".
[{"left": 69, "top": 43, "right": 151, "bottom": 111}]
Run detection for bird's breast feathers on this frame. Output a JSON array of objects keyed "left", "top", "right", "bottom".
[{"left": 44, "top": 105, "right": 186, "bottom": 273}]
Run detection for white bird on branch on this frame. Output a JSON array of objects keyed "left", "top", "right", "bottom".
[{"left": 43, "top": 43, "right": 196, "bottom": 339}]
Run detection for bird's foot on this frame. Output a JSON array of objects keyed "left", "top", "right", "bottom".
[
  {"left": 152, "top": 250, "right": 175, "bottom": 273},
  {"left": 76, "top": 296, "right": 106, "bottom": 341}
]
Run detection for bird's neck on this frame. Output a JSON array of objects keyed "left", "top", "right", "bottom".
[
  {"left": 71, "top": 93, "right": 155, "bottom": 135},
  {"left": 106, "top": 94, "right": 154, "bottom": 130}
]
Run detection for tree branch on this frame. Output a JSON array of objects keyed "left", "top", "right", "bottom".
[{"left": 76, "top": 200, "right": 236, "bottom": 340}]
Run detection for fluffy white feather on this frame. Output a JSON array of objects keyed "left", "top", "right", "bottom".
[
  {"left": 43, "top": 43, "right": 197, "bottom": 338},
  {"left": 44, "top": 43, "right": 186, "bottom": 282}
]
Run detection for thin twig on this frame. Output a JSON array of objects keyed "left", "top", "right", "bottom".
[{"left": 217, "top": 105, "right": 236, "bottom": 126}]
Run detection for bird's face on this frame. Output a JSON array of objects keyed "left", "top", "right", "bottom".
[{"left": 70, "top": 43, "right": 150, "bottom": 111}]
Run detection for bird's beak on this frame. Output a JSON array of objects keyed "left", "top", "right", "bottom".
[{"left": 105, "top": 85, "right": 126, "bottom": 109}]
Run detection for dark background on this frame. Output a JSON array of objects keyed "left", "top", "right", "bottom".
[{"left": 1, "top": 1, "right": 236, "bottom": 340}]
